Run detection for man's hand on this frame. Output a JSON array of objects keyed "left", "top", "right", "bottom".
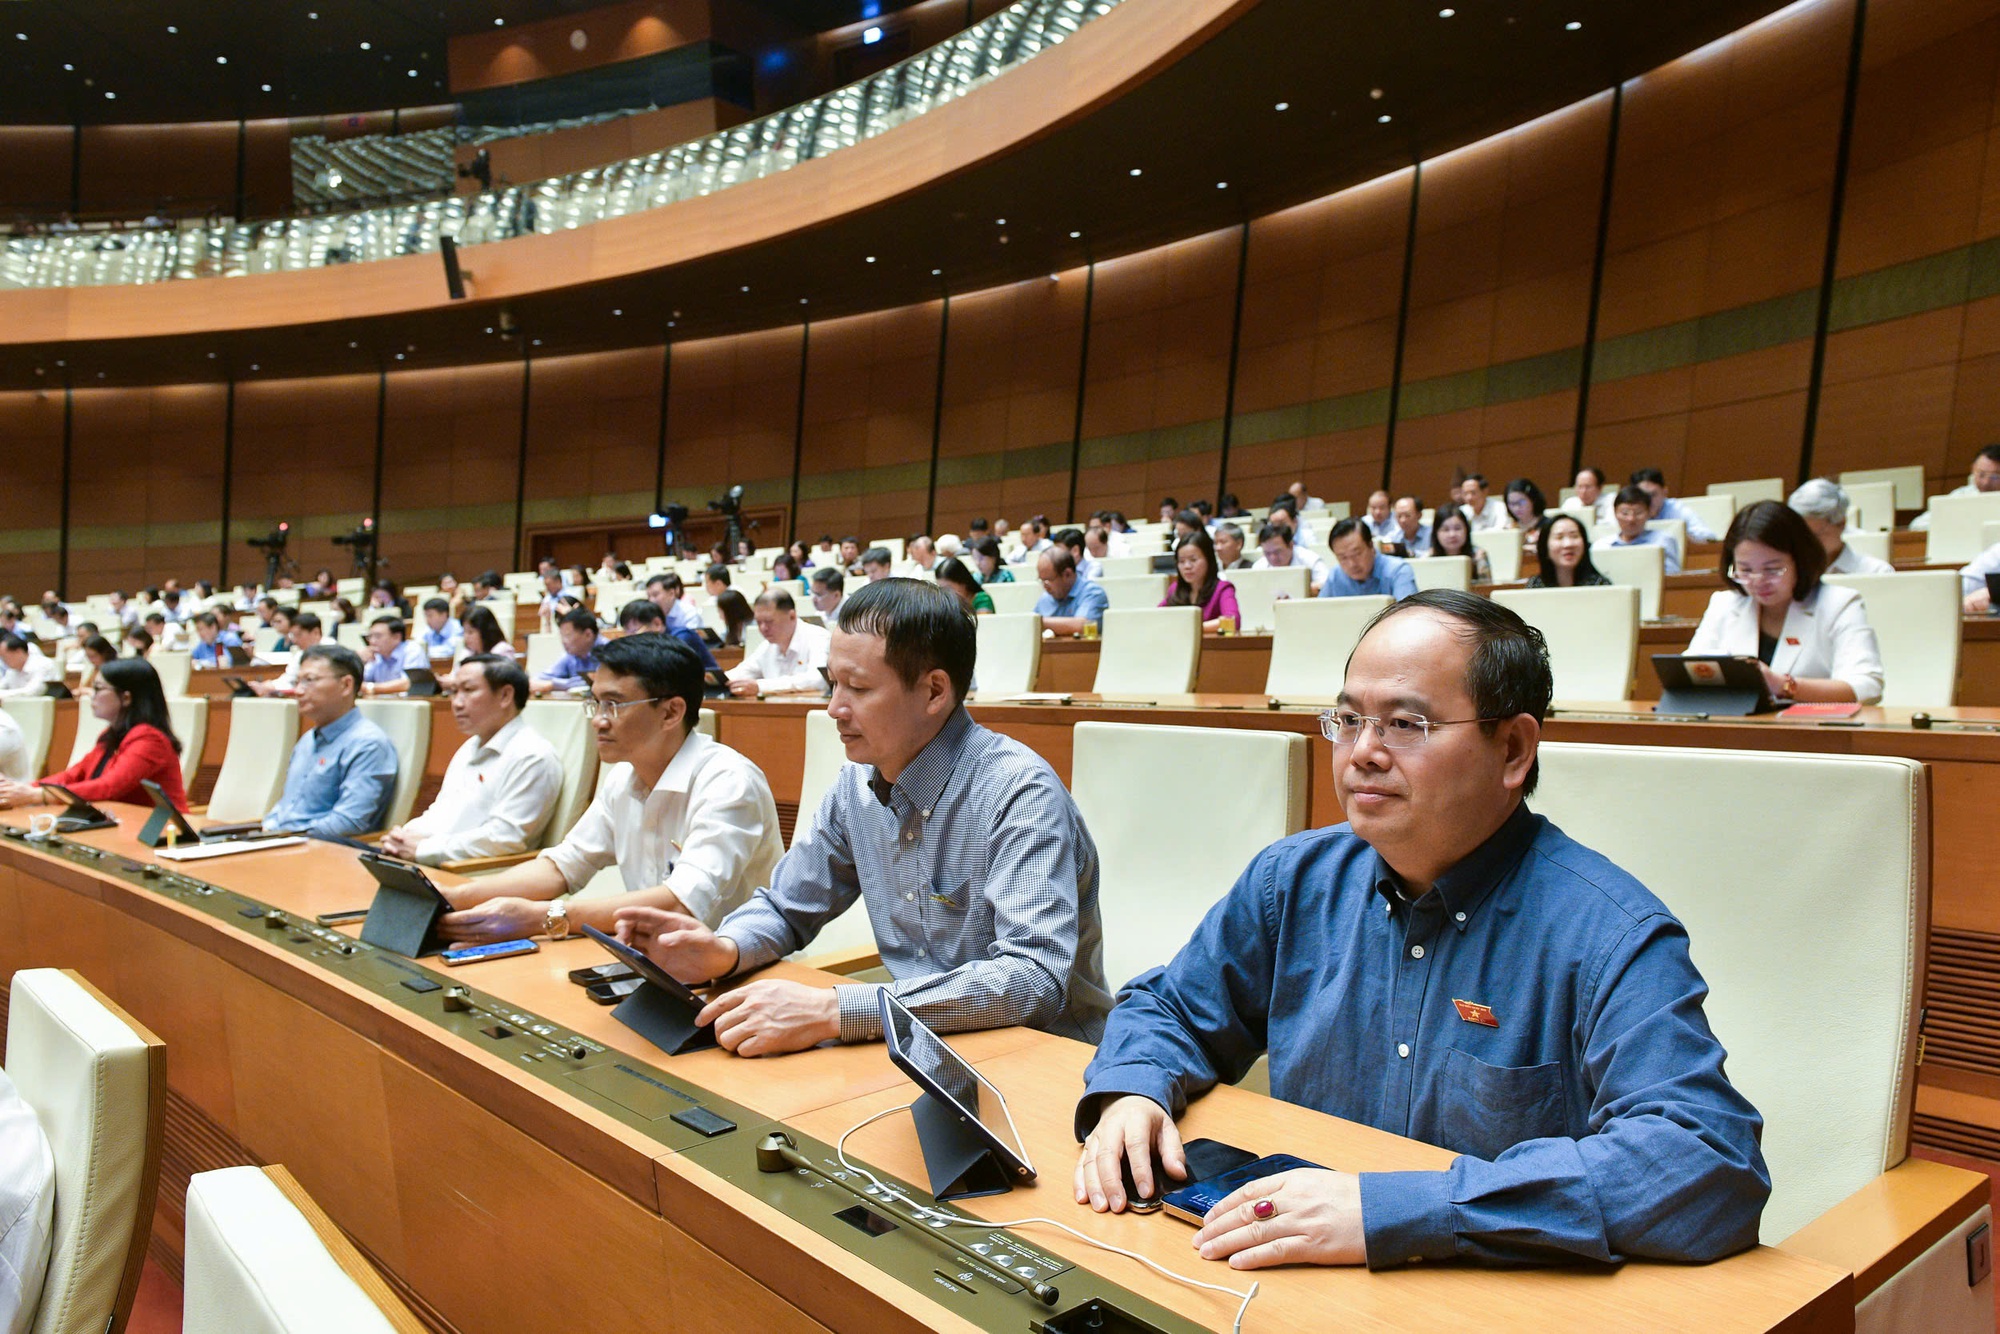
[
  {"left": 1190, "top": 1168, "right": 1365, "bottom": 1269},
  {"left": 530, "top": 679, "right": 555, "bottom": 697},
  {"left": 1074, "top": 1094, "right": 1185, "bottom": 1213},
  {"left": 726, "top": 678, "right": 760, "bottom": 698},
  {"left": 437, "top": 896, "right": 544, "bottom": 944},
  {"left": 695, "top": 980, "right": 838, "bottom": 1056},
  {"left": 1967, "top": 588, "right": 1993, "bottom": 615},
  {"left": 613, "top": 906, "right": 739, "bottom": 983},
  {"left": 377, "top": 826, "right": 417, "bottom": 860}
]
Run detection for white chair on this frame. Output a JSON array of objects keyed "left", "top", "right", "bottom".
[
  {"left": 335, "top": 622, "right": 367, "bottom": 652},
  {"left": 1924, "top": 492, "right": 2000, "bottom": 564},
  {"left": 592, "top": 581, "right": 634, "bottom": 616},
  {"left": 7, "top": 968, "right": 165, "bottom": 1334},
  {"left": 1071, "top": 722, "right": 1307, "bottom": 992},
  {"left": 484, "top": 599, "right": 517, "bottom": 644},
  {"left": 335, "top": 578, "right": 364, "bottom": 602},
  {"left": 152, "top": 650, "right": 193, "bottom": 699},
  {"left": 2, "top": 697, "right": 55, "bottom": 778},
  {"left": 182, "top": 1165, "right": 412, "bottom": 1334},
  {"left": 1985, "top": 519, "right": 2000, "bottom": 553},
  {"left": 974, "top": 614, "right": 1043, "bottom": 695},
  {"left": 1407, "top": 556, "right": 1471, "bottom": 592},
  {"left": 1094, "top": 556, "right": 1157, "bottom": 580},
  {"left": 67, "top": 708, "right": 110, "bottom": 766},
  {"left": 1224, "top": 567, "right": 1310, "bottom": 634},
  {"left": 356, "top": 699, "right": 430, "bottom": 831},
  {"left": 1705, "top": 477, "right": 1785, "bottom": 505},
  {"left": 791, "top": 710, "right": 877, "bottom": 964},
  {"left": 524, "top": 632, "right": 563, "bottom": 679},
  {"left": 251, "top": 627, "right": 284, "bottom": 655},
  {"left": 1093, "top": 608, "right": 1200, "bottom": 695},
  {"left": 1677, "top": 493, "right": 1736, "bottom": 542},
  {"left": 1470, "top": 529, "right": 1522, "bottom": 584},
  {"left": 1590, "top": 542, "right": 1666, "bottom": 621},
  {"left": 1824, "top": 571, "right": 1962, "bottom": 708},
  {"left": 1492, "top": 585, "right": 1639, "bottom": 702},
  {"left": 520, "top": 700, "right": 596, "bottom": 848},
  {"left": 1533, "top": 744, "right": 1989, "bottom": 1331},
  {"left": 1845, "top": 529, "right": 1892, "bottom": 565},
  {"left": 168, "top": 696, "right": 209, "bottom": 789},
  {"left": 1841, "top": 464, "right": 1928, "bottom": 511},
  {"left": 1263, "top": 597, "right": 1388, "bottom": 699},
  {"left": 1096, "top": 576, "right": 1170, "bottom": 612},
  {"left": 203, "top": 699, "right": 299, "bottom": 822},
  {"left": 1843, "top": 480, "right": 1896, "bottom": 533},
  {"left": 982, "top": 581, "right": 1043, "bottom": 616}
]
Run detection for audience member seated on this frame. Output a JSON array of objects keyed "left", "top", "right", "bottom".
[
  {"left": 808, "top": 566, "right": 846, "bottom": 620},
  {"left": 73, "top": 634, "right": 116, "bottom": 693},
  {"left": 620, "top": 599, "right": 719, "bottom": 671},
  {"left": 1596, "top": 485, "right": 1681, "bottom": 574},
  {"left": 143, "top": 611, "right": 187, "bottom": 652},
  {"left": 771, "top": 553, "right": 803, "bottom": 582},
  {"left": 252, "top": 612, "right": 324, "bottom": 696},
  {"left": 472, "top": 570, "right": 507, "bottom": 604},
  {"left": 369, "top": 580, "right": 407, "bottom": 617},
  {"left": 1265, "top": 496, "right": 1317, "bottom": 548},
  {"left": 1362, "top": 490, "right": 1397, "bottom": 542},
  {"left": 1788, "top": 478, "right": 1894, "bottom": 576},
  {"left": 533, "top": 608, "right": 605, "bottom": 696},
  {"left": 0, "top": 709, "right": 26, "bottom": 783},
  {"left": 1056, "top": 527, "right": 1099, "bottom": 580},
  {"left": 1459, "top": 473, "right": 1508, "bottom": 530},
  {"left": 1213, "top": 522, "right": 1252, "bottom": 570},
  {"left": 0, "top": 633, "right": 61, "bottom": 698},
  {"left": 329, "top": 596, "right": 360, "bottom": 629},
  {"left": 703, "top": 564, "right": 734, "bottom": 604},
  {"left": 727, "top": 589, "right": 831, "bottom": 697},
  {"left": 0, "top": 658, "right": 187, "bottom": 812},
  {"left": 1505, "top": 478, "right": 1549, "bottom": 544},
  {"left": 1912, "top": 444, "right": 2000, "bottom": 530},
  {"left": 1253, "top": 522, "right": 1329, "bottom": 592},
  {"left": 1430, "top": 509, "right": 1493, "bottom": 581},
  {"left": 0, "top": 1056, "right": 53, "bottom": 1334},
  {"left": 644, "top": 571, "right": 704, "bottom": 634},
  {"left": 1034, "top": 549, "right": 1110, "bottom": 634},
  {"left": 935, "top": 557, "right": 994, "bottom": 615},
  {"left": 452, "top": 606, "right": 516, "bottom": 675},
  {"left": 1073, "top": 590, "right": 1770, "bottom": 1268},
  {"left": 1524, "top": 513, "right": 1611, "bottom": 588},
  {"left": 1162, "top": 531, "right": 1241, "bottom": 630},
  {"left": 263, "top": 645, "right": 399, "bottom": 838},
  {"left": 790, "top": 539, "right": 817, "bottom": 570},
  {"left": 107, "top": 589, "right": 140, "bottom": 631},
  {"left": 904, "top": 536, "right": 939, "bottom": 577},
  {"left": 1171, "top": 509, "right": 1206, "bottom": 547},
  {"left": 713, "top": 588, "right": 753, "bottom": 648},
  {"left": 536, "top": 568, "right": 567, "bottom": 633},
  {"left": 1687, "top": 501, "right": 1883, "bottom": 705},
  {"left": 188, "top": 611, "right": 243, "bottom": 669},
  {"left": 1630, "top": 467, "right": 1718, "bottom": 542},
  {"left": 1323, "top": 518, "right": 1417, "bottom": 601},
  {"left": 378, "top": 656, "right": 561, "bottom": 868},
  {"left": 418, "top": 598, "right": 463, "bottom": 657},
  {"left": 1383, "top": 495, "right": 1431, "bottom": 558},
  {"left": 255, "top": 605, "right": 296, "bottom": 659},
  {"left": 615, "top": 580, "right": 1110, "bottom": 1053},
  {"left": 1014, "top": 517, "right": 1055, "bottom": 564},
  {"left": 124, "top": 627, "right": 155, "bottom": 659},
  {"left": 360, "top": 616, "right": 427, "bottom": 697},
  {"left": 440, "top": 634, "right": 782, "bottom": 943},
  {"left": 861, "top": 547, "right": 895, "bottom": 582},
  {"left": 968, "top": 535, "right": 1014, "bottom": 584},
  {"left": 1288, "top": 480, "right": 1326, "bottom": 512}
]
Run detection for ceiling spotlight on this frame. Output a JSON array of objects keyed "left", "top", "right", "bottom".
[
  {"left": 216, "top": 56, "right": 227, "bottom": 64},
  {"left": 104, "top": 91, "right": 115, "bottom": 99},
  {"left": 308, "top": 10, "right": 318, "bottom": 18},
  {"left": 612, "top": 308, "right": 622, "bottom": 316},
  {"left": 1216, "top": 181, "right": 1228, "bottom": 189},
  {"left": 261, "top": 83, "right": 271, "bottom": 91},
  {"left": 931, "top": 268, "right": 941, "bottom": 276},
  {"left": 1439, "top": 6, "right": 1454, "bottom": 14},
  {"left": 249, "top": 363, "right": 259, "bottom": 371},
  {"left": 799, "top": 297, "right": 809, "bottom": 304},
  {"left": 532, "top": 339, "right": 542, "bottom": 346},
  {"left": 996, "top": 218, "right": 1006, "bottom": 225},
  {"left": 167, "top": 25, "right": 178, "bottom": 34},
  {"left": 206, "top": 351, "right": 216, "bottom": 359},
  {"left": 12, "top": 33, "right": 23, "bottom": 41},
  {"left": 483, "top": 327, "right": 493, "bottom": 334},
  {"left": 494, "top": 17, "right": 504, "bottom": 24},
  {"left": 1129, "top": 168, "right": 1142, "bottom": 177},
  {"left": 359, "top": 41, "right": 370, "bottom": 50},
  {"left": 407, "top": 69, "right": 417, "bottom": 76},
  {"left": 1274, "top": 101, "right": 1289, "bottom": 111},
  {"left": 395, "top": 353, "right": 405, "bottom": 360},
  {"left": 1370, "top": 87, "right": 1384, "bottom": 99},
  {"left": 62, "top": 63, "right": 72, "bottom": 71},
  {"left": 348, "top": 340, "right": 358, "bottom": 348},
  {"left": 1069, "top": 230, "right": 1081, "bottom": 238},
  {"left": 1565, "top": 20, "right": 1581, "bottom": 29},
  {"left": 1377, "top": 113, "right": 1392, "bottom": 123},
  {"left": 667, "top": 320, "right": 676, "bottom": 327},
  {"left": 865, "top": 255, "right": 876, "bottom": 263},
  {"left": 740, "top": 285, "right": 750, "bottom": 293},
  {"left": 862, "top": 26, "right": 883, "bottom": 44}
]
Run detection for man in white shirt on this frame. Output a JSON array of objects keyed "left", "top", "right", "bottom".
[
  {"left": 1253, "top": 523, "right": 1330, "bottom": 594},
  {"left": 1288, "top": 481, "right": 1326, "bottom": 512},
  {"left": 1010, "top": 517, "right": 1054, "bottom": 564},
  {"left": 903, "top": 536, "right": 940, "bottom": 577},
  {"left": 808, "top": 567, "right": 845, "bottom": 622},
  {"left": 1460, "top": 474, "right": 1510, "bottom": 531},
  {"left": 378, "top": 655, "right": 562, "bottom": 867},
  {"left": 1913, "top": 445, "right": 2000, "bottom": 530},
  {"left": 1790, "top": 478, "right": 1894, "bottom": 576},
  {"left": 860, "top": 547, "right": 896, "bottom": 582},
  {"left": 728, "top": 589, "right": 832, "bottom": 697},
  {"left": 106, "top": 589, "right": 140, "bottom": 632},
  {"left": 1960, "top": 541, "right": 2000, "bottom": 614},
  {"left": 251, "top": 613, "right": 323, "bottom": 696},
  {"left": 0, "top": 1066, "right": 55, "bottom": 1334},
  {"left": 1566, "top": 467, "right": 1614, "bottom": 526},
  {"left": 0, "top": 710, "right": 30, "bottom": 782},
  {"left": 437, "top": 633, "right": 783, "bottom": 942},
  {"left": 0, "top": 636, "right": 60, "bottom": 699},
  {"left": 143, "top": 612, "right": 187, "bottom": 653}
]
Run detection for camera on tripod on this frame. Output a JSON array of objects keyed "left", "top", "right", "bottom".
[
  {"left": 331, "top": 519, "right": 378, "bottom": 575},
  {"left": 708, "top": 486, "right": 748, "bottom": 557},
  {"left": 245, "top": 523, "right": 294, "bottom": 586}
]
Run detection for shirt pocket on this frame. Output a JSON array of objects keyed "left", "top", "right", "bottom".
[{"left": 1439, "top": 1046, "right": 1567, "bottom": 1163}]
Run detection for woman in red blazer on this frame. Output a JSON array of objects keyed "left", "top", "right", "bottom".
[{"left": 0, "top": 657, "right": 187, "bottom": 812}]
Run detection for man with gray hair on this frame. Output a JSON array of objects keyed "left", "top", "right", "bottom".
[
  {"left": 1788, "top": 478, "right": 1894, "bottom": 576},
  {"left": 726, "top": 588, "right": 831, "bottom": 696}
]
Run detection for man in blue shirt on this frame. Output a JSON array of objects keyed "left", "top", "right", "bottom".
[
  {"left": 1033, "top": 548, "right": 1109, "bottom": 634},
  {"left": 1596, "top": 484, "right": 1683, "bottom": 574},
  {"left": 1074, "top": 590, "right": 1767, "bottom": 1269},
  {"left": 534, "top": 607, "right": 605, "bottom": 696},
  {"left": 188, "top": 612, "right": 243, "bottom": 668},
  {"left": 359, "top": 616, "right": 429, "bottom": 696},
  {"left": 1630, "top": 467, "right": 1719, "bottom": 542},
  {"left": 418, "top": 597, "right": 462, "bottom": 657},
  {"left": 264, "top": 644, "right": 398, "bottom": 837},
  {"left": 645, "top": 571, "right": 706, "bottom": 635},
  {"left": 619, "top": 599, "right": 719, "bottom": 672},
  {"left": 1321, "top": 518, "right": 1418, "bottom": 600}
]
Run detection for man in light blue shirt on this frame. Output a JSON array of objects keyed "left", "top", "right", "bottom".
[
  {"left": 646, "top": 571, "right": 705, "bottom": 634},
  {"left": 1322, "top": 519, "right": 1418, "bottom": 600},
  {"left": 1364, "top": 491, "right": 1399, "bottom": 543},
  {"left": 264, "top": 644, "right": 398, "bottom": 837},
  {"left": 418, "top": 598, "right": 462, "bottom": 656},
  {"left": 1387, "top": 495, "right": 1432, "bottom": 557},
  {"left": 534, "top": 607, "right": 605, "bottom": 695},
  {"left": 1961, "top": 540, "right": 2000, "bottom": 613},
  {"left": 1630, "top": 468, "right": 1718, "bottom": 542},
  {"left": 360, "top": 616, "right": 429, "bottom": 696},
  {"left": 1033, "top": 548, "right": 1109, "bottom": 633},
  {"left": 1596, "top": 485, "right": 1682, "bottom": 574},
  {"left": 188, "top": 612, "right": 243, "bottom": 668}
]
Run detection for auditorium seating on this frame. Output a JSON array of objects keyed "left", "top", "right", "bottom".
[
  {"left": 973, "top": 614, "right": 1042, "bottom": 695},
  {"left": 1492, "top": 585, "right": 1639, "bottom": 703},
  {"left": 1093, "top": 608, "right": 1199, "bottom": 695},
  {"left": 1841, "top": 465, "right": 1928, "bottom": 510},
  {"left": 1225, "top": 567, "right": 1310, "bottom": 634},
  {"left": 1590, "top": 543, "right": 1666, "bottom": 621},
  {"left": 7, "top": 968, "right": 165, "bottom": 1334},
  {"left": 1677, "top": 493, "right": 1736, "bottom": 540},
  {"left": 1707, "top": 477, "right": 1786, "bottom": 505},
  {"left": 167, "top": 697, "right": 209, "bottom": 789},
  {"left": 1408, "top": 556, "right": 1470, "bottom": 593},
  {"left": 2, "top": 698, "right": 55, "bottom": 779},
  {"left": 1263, "top": 596, "right": 1388, "bottom": 699},
  {"left": 1097, "top": 575, "right": 1168, "bottom": 612},
  {"left": 152, "top": 651, "right": 193, "bottom": 700},
  {"left": 791, "top": 709, "right": 877, "bottom": 967},
  {"left": 355, "top": 700, "right": 430, "bottom": 830},
  {"left": 1825, "top": 571, "right": 1962, "bottom": 708},
  {"left": 1843, "top": 481, "right": 1896, "bottom": 532},
  {"left": 524, "top": 633, "right": 562, "bottom": 679},
  {"left": 66, "top": 708, "right": 109, "bottom": 766},
  {"left": 182, "top": 1165, "right": 413, "bottom": 1334},
  {"left": 201, "top": 699, "right": 298, "bottom": 823},
  {"left": 982, "top": 582, "right": 1043, "bottom": 616},
  {"left": 1925, "top": 493, "right": 2000, "bottom": 563},
  {"left": 1470, "top": 529, "right": 1522, "bottom": 584},
  {"left": 1846, "top": 530, "right": 1892, "bottom": 564},
  {"left": 519, "top": 700, "right": 597, "bottom": 847}
]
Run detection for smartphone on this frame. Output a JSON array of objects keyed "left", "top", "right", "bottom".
[
  {"left": 586, "top": 977, "right": 644, "bottom": 1004},
  {"left": 568, "top": 961, "right": 639, "bottom": 986},
  {"left": 315, "top": 908, "right": 371, "bottom": 926},
  {"left": 441, "top": 939, "right": 539, "bottom": 967},
  {"left": 1161, "top": 1153, "right": 1325, "bottom": 1225},
  {"left": 1121, "top": 1138, "right": 1257, "bottom": 1214}
]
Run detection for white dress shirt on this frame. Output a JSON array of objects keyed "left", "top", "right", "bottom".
[
  {"left": 402, "top": 714, "right": 563, "bottom": 865},
  {"left": 726, "top": 620, "right": 831, "bottom": 696},
  {"left": 541, "top": 731, "right": 783, "bottom": 926},
  {"left": 0, "top": 1068, "right": 54, "bottom": 1334},
  {"left": 1686, "top": 584, "right": 1884, "bottom": 704},
  {"left": 1009, "top": 537, "right": 1054, "bottom": 565},
  {"left": 1960, "top": 540, "right": 2000, "bottom": 596},
  {"left": 0, "top": 646, "right": 60, "bottom": 699},
  {"left": 0, "top": 712, "right": 29, "bottom": 783},
  {"left": 1827, "top": 542, "right": 1895, "bottom": 576},
  {"left": 1464, "top": 497, "right": 1511, "bottom": 531},
  {"left": 1253, "top": 550, "right": 1330, "bottom": 587}
]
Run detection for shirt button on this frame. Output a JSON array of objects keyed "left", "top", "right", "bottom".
[
  {"left": 904, "top": 892, "right": 915, "bottom": 902},
  {"left": 915, "top": 948, "right": 926, "bottom": 959},
  {"left": 903, "top": 831, "right": 915, "bottom": 843},
  {"left": 1409, "top": 945, "right": 1424, "bottom": 959},
  {"left": 1397, "top": 1043, "right": 1410, "bottom": 1059},
  {"left": 1455, "top": 912, "right": 1467, "bottom": 923}
]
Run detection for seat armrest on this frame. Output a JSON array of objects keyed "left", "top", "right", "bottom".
[
  {"left": 1780, "top": 1157, "right": 1989, "bottom": 1301},
  {"left": 799, "top": 945, "right": 883, "bottom": 975},
  {"left": 439, "top": 852, "right": 536, "bottom": 875},
  {"left": 186, "top": 804, "right": 207, "bottom": 815}
]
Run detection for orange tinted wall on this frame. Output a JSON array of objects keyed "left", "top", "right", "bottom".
[
  {"left": 795, "top": 303, "right": 944, "bottom": 544},
  {"left": 0, "top": 390, "right": 68, "bottom": 595},
  {"left": 67, "top": 384, "right": 230, "bottom": 594}
]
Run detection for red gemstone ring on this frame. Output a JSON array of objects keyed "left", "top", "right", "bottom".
[{"left": 1252, "top": 1199, "right": 1276, "bottom": 1220}]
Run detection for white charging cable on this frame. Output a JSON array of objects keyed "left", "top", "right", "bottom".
[{"left": 836, "top": 1103, "right": 1261, "bottom": 1334}]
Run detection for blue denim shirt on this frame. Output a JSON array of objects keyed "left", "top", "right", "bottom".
[
  {"left": 1033, "top": 576, "right": 1110, "bottom": 626},
  {"left": 264, "top": 706, "right": 399, "bottom": 838},
  {"left": 538, "top": 639, "right": 606, "bottom": 692},
  {"left": 1079, "top": 802, "right": 1768, "bottom": 1268},
  {"left": 1319, "top": 551, "right": 1417, "bottom": 601},
  {"left": 190, "top": 630, "right": 242, "bottom": 667}
]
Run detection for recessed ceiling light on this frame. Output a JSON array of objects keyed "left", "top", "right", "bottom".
[
  {"left": 206, "top": 352, "right": 216, "bottom": 359},
  {"left": 1439, "top": 6, "right": 1454, "bottom": 14},
  {"left": 532, "top": 339, "right": 542, "bottom": 346},
  {"left": 1069, "top": 230, "right": 1081, "bottom": 238},
  {"left": 407, "top": 69, "right": 417, "bottom": 77},
  {"left": 96, "top": 372, "right": 105, "bottom": 379},
  {"left": 1370, "top": 87, "right": 1384, "bottom": 99},
  {"left": 799, "top": 297, "right": 809, "bottom": 304},
  {"left": 104, "top": 91, "right": 115, "bottom": 99},
  {"left": 862, "top": 26, "right": 883, "bottom": 44},
  {"left": 62, "top": 63, "right": 72, "bottom": 71},
  {"left": 166, "top": 25, "right": 178, "bottom": 34},
  {"left": 308, "top": 11, "right": 318, "bottom": 18},
  {"left": 1565, "top": 20, "right": 1581, "bottom": 30},
  {"left": 13, "top": 33, "right": 24, "bottom": 41},
  {"left": 740, "top": 285, "right": 750, "bottom": 292},
  {"left": 996, "top": 218, "right": 1006, "bottom": 225},
  {"left": 931, "top": 268, "right": 942, "bottom": 276},
  {"left": 359, "top": 41, "right": 370, "bottom": 50},
  {"left": 1274, "top": 101, "right": 1289, "bottom": 111},
  {"left": 667, "top": 320, "right": 676, "bottom": 327},
  {"left": 865, "top": 256, "right": 876, "bottom": 263},
  {"left": 494, "top": 17, "right": 504, "bottom": 24},
  {"left": 1129, "top": 168, "right": 1142, "bottom": 176},
  {"left": 395, "top": 353, "right": 405, "bottom": 360},
  {"left": 612, "top": 308, "right": 622, "bottom": 316},
  {"left": 261, "top": 83, "right": 271, "bottom": 91},
  {"left": 1216, "top": 181, "right": 1228, "bottom": 189},
  {"left": 482, "top": 327, "right": 493, "bottom": 334},
  {"left": 216, "top": 56, "right": 227, "bottom": 64},
  {"left": 1377, "top": 113, "right": 1392, "bottom": 123},
  {"left": 249, "top": 363, "right": 259, "bottom": 371}
]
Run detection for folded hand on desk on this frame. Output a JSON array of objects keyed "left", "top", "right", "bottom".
[
  {"left": 1191, "top": 1169, "right": 1365, "bottom": 1269},
  {"left": 696, "top": 982, "right": 840, "bottom": 1056},
  {"left": 438, "top": 896, "right": 544, "bottom": 943}
]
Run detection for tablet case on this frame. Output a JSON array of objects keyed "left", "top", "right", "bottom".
[
  {"left": 610, "top": 982, "right": 719, "bottom": 1056},
  {"left": 358, "top": 857, "right": 449, "bottom": 957},
  {"left": 910, "top": 1091, "right": 1014, "bottom": 1202},
  {"left": 1651, "top": 654, "right": 1777, "bottom": 717}
]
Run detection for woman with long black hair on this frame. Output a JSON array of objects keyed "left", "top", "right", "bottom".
[{"left": 0, "top": 657, "right": 187, "bottom": 811}]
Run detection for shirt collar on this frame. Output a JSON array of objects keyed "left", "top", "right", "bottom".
[
  {"left": 648, "top": 728, "right": 713, "bottom": 796},
  {"left": 1371, "top": 799, "right": 1539, "bottom": 928},
  {"left": 315, "top": 706, "right": 361, "bottom": 743},
  {"left": 475, "top": 712, "right": 526, "bottom": 760},
  {"left": 868, "top": 706, "right": 973, "bottom": 811}
]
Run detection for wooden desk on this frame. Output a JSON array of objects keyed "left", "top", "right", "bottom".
[
  {"left": 182, "top": 663, "right": 286, "bottom": 699},
  {"left": 0, "top": 812, "right": 1851, "bottom": 1333}
]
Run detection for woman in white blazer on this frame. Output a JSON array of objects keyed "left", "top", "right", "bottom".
[{"left": 1686, "top": 500, "right": 1884, "bottom": 705}]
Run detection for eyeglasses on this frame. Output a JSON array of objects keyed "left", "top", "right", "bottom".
[
  {"left": 1729, "top": 564, "right": 1791, "bottom": 587},
  {"left": 1320, "top": 709, "right": 1498, "bottom": 749},
  {"left": 583, "top": 695, "right": 663, "bottom": 720}
]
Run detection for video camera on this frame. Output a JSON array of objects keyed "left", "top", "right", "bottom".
[{"left": 331, "top": 518, "right": 378, "bottom": 575}]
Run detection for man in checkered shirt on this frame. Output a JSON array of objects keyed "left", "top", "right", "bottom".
[{"left": 616, "top": 578, "right": 1111, "bottom": 1055}]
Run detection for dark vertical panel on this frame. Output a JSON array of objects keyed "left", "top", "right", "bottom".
[
  {"left": 58, "top": 384, "right": 72, "bottom": 598},
  {"left": 654, "top": 343, "right": 672, "bottom": 515},
  {"left": 1799, "top": 0, "right": 1870, "bottom": 483},
  {"left": 1065, "top": 264, "right": 1096, "bottom": 523},
  {"left": 218, "top": 379, "right": 235, "bottom": 587},
  {"left": 788, "top": 323, "right": 811, "bottom": 544},
  {"left": 512, "top": 355, "right": 532, "bottom": 570},
  {"left": 1380, "top": 163, "right": 1423, "bottom": 490},
  {"left": 368, "top": 370, "right": 387, "bottom": 587},
  {"left": 1216, "top": 223, "right": 1252, "bottom": 505},
  {"left": 1573, "top": 84, "right": 1624, "bottom": 477},
  {"left": 925, "top": 296, "right": 951, "bottom": 535}
]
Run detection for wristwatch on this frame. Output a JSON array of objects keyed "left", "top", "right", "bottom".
[{"left": 542, "top": 900, "right": 571, "bottom": 940}]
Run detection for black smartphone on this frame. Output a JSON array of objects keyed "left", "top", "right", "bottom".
[
  {"left": 586, "top": 977, "right": 644, "bottom": 1004},
  {"left": 1161, "top": 1153, "right": 1325, "bottom": 1225},
  {"left": 568, "top": 962, "right": 639, "bottom": 987},
  {"left": 1121, "top": 1137, "right": 1257, "bottom": 1214}
]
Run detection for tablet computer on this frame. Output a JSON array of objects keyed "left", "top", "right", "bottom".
[
  {"left": 405, "top": 666, "right": 439, "bottom": 698},
  {"left": 1986, "top": 572, "right": 2000, "bottom": 611},
  {"left": 878, "top": 989, "right": 1035, "bottom": 1183},
  {"left": 138, "top": 777, "right": 206, "bottom": 845},
  {"left": 579, "top": 924, "right": 706, "bottom": 1011},
  {"left": 1651, "top": 653, "right": 1777, "bottom": 717},
  {"left": 703, "top": 669, "right": 732, "bottom": 699},
  {"left": 38, "top": 783, "right": 117, "bottom": 833},
  {"left": 357, "top": 851, "right": 453, "bottom": 956}
]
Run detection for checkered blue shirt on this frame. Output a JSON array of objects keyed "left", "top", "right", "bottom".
[{"left": 718, "top": 707, "right": 1110, "bottom": 1043}]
